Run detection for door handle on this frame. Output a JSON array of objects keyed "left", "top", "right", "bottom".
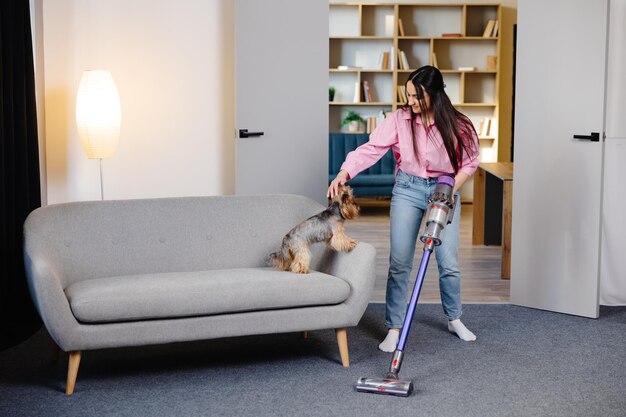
[
  {"left": 239, "top": 129, "right": 264, "bottom": 138},
  {"left": 573, "top": 132, "right": 600, "bottom": 142}
]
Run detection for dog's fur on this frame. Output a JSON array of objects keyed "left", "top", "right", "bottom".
[{"left": 267, "top": 185, "right": 360, "bottom": 274}]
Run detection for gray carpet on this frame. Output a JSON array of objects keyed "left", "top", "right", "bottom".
[{"left": 1, "top": 304, "right": 625, "bottom": 417}]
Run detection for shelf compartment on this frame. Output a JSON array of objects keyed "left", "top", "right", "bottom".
[
  {"left": 398, "top": 39, "right": 431, "bottom": 71},
  {"left": 398, "top": 6, "right": 462, "bottom": 37},
  {"left": 329, "top": 71, "right": 359, "bottom": 104},
  {"left": 432, "top": 39, "right": 497, "bottom": 71},
  {"left": 442, "top": 73, "right": 461, "bottom": 104},
  {"left": 465, "top": 5, "right": 499, "bottom": 37},
  {"left": 361, "top": 5, "right": 396, "bottom": 37},
  {"left": 362, "top": 72, "right": 394, "bottom": 103},
  {"left": 330, "top": 105, "right": 392, "bottom": 133},
  {"left": 329, "top": 71, "right": 393, "bottom": 104},
  {"left": 329, "top": 4, "right": 359, "bottom": 37},
  {"left": 464, "top": 72, "right": 496, "bottom": 103},
  {"left": 330, "top": 38, "right": 394, "bottom": 70}
]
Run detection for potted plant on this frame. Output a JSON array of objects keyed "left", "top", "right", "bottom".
[
  {"left": 329, "top": 86, "right": 336, "bottom": 102},
  {"left": 341, "top": 110, "right": 365, "bottom": 132}
]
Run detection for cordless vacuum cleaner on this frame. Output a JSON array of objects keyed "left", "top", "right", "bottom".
[{"left": 355, "top": 175, "right": 457, "bottom": 397}]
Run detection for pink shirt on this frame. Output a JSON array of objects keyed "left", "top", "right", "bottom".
[{"left": 340, "top": 108, "right": 479, "bottom": 180}]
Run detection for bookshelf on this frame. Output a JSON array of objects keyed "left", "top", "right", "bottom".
[{"left": 329, "top": 3, "right": 502, "bottom": 164}]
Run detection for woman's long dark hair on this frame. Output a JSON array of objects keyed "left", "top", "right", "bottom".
[{"left": 404, "top": 65, "right": 477, "bottom": 174}]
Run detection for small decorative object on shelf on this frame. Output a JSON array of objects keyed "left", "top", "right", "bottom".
[
  {"left": 341, "top": 110, "right": 365, "bottom": 133},
  {"left": 337, "top": 65, "right": 363, "bottom": 71},
  {"left": 329, "top": 86, "right": 336, "bottom": 102}
]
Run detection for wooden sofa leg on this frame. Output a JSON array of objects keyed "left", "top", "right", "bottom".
[
  {"left": 66, "top": 351, "right": 82, "bottom": 395},
  {"left": 335, "top": 328, "right": 350, "bottom": 367}
]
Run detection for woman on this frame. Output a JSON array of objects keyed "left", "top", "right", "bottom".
[{"left": 327, "top": 65, "right": 479, "bottom": 352}]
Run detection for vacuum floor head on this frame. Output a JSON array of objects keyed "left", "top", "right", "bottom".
[{"left": 355, "top": 377, "right": 414, "bottom": 397}]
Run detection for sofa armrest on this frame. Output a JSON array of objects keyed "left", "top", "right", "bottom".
[
  {"left": 24, "top": 253, "right": 79, "bottom": 351},
  {"left": 312, "top": 242, "right": 377, "bottom": 325}
]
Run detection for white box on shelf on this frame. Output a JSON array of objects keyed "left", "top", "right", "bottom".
[{"left": 385, "top": 15, "right": 394, "bottom": 36}]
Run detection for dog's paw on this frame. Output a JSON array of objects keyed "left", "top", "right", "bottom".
[
  {"left": 347, "top": 239, "right": 358, "bottom": 251},
  {"left": 290, "top": 261, "right": 310, "bottom": 274}
]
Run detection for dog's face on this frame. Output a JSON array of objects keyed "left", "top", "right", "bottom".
[{"left": 332, "top": 184, "right": 360, "bottom": 220}]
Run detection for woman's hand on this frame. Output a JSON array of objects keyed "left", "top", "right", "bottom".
[{"left": 327, "top": 170, "right": 349, "bottom": 198}]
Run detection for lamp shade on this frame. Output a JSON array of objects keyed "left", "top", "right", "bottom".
[{"left": 76, "top": 70, "right": 121, "bottom": 159}]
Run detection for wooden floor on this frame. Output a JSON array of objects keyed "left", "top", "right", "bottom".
[{"left": 344, "top": 199, "right": 510, "bottom": 304}]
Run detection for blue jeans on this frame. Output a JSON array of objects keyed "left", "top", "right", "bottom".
[{"left": 385, "top": 169, "right": 463, "bottom": 328}]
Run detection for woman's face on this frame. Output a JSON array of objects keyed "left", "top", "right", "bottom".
[{"left": 406, "top": 81, "right": 431, "bottom": 114}]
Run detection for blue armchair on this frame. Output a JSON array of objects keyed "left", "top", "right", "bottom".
[{"left": 328, "top": 133, "right": 396, "bottom": 198}]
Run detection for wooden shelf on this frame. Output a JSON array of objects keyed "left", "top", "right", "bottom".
[{"left": 329, "top": 2, "right": 502, "bottom": 163}]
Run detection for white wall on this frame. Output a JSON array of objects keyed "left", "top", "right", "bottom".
[{"left": 40, "top": 0, "right": 235, "bottom": 203}]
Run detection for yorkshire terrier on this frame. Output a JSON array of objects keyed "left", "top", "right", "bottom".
[{"left": 268, "top": 184, "right": 360, "bottom": 274}]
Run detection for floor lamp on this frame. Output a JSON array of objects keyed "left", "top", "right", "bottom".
[{"left": 76, "top": 70, "right": 121, "bottom": 200}]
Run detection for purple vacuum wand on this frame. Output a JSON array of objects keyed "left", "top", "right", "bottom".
[{"left": 356, "top": 175, "right": 456, "bottom": 397}]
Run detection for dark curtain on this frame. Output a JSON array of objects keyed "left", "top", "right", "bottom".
[{"left": 1, "top": 0, "right": 42, "bottom": 350}]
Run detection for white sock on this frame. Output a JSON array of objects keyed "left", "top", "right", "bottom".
[
  {"left": 448, "top": 319, "right": 476, "bottom": 341},
  {"left": 378, "top": 329, "right": 400, "bottom": 352}
]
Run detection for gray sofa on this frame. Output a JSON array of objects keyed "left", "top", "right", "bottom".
[{"left": 23, "top": 194, "right": 376, "bottom": 394}]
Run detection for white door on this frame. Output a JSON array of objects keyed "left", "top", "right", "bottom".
[
  {"left": 511, "top": 0, "right": 608, "bottom": 318},
  {"left": 601, "top": 0, "right": 626, "bottom": 305},
  {"left": 235, "top": 0, "right": 328, "bottom": 204}
]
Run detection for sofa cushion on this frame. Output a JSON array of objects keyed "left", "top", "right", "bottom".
[{"left": 65, "top": 267, "right": 351, "bottom": 324}]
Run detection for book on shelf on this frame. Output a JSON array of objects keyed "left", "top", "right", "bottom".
[
  {"left": 353, "top": 82, "right": 361, "bottom": 103},
  {"left": 399, "top": 50, "right": 410, "bottom": 70},
  {"left": 442, "top": 33, "right": 462, "bottom": 37},
  {"left": 363, "top": 80, "right": 373, "bottom": 103},
  {"left": 491, "top": 20, "right": 499, "bottom": 37},
  {"left": 389, "top": 46, "right": 396, "bottom": 70},
  {"left": 488, "top": 118, "right": 497, "bottom": 137},
  {"left": 482, "top": 20, "right": 496, "bottom": 37},
  {"left": 398, "top": 18, "right": 405, "bottom": 36},
  {"left": 478, "top": 117, "right": 493, "bottom": 137},
  {"left": 431, "top": 52, "right": 438, "bottom": 68},
  {"left": 380, "top": 52, "right": 390, "bottom": 70},
  {"left": 397, "top": 85, "right": 407, "bottom": 104},
  {"left": 366, "top": 117, "right": 378, "bottom": 134},
  {"left": 458, "top": 66, "right": 476, "bottom": 71}
]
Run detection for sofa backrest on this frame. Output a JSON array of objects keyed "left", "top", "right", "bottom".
[
  {"left": 23, "top": 195, "right": 325, "bottom": 288},
  {"left": 328, "top": 133, "right": 396, "bottom": 177}
]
